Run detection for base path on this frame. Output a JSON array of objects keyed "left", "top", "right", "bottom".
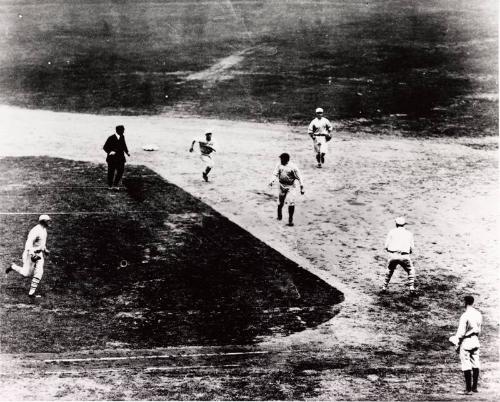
[{"left": 1, "top": 105, "right": 499, "bottom": 399}]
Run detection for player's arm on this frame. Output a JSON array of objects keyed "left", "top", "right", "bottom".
[
  {"left": 189, "top": 140, "right": 197, "bottom": 152},
  {"left": 103, "top": 137, "right": 116, "bottom": 155},
  {"left": 269, "top": 164, "right": 279, "bottom": 186},
  {"left": 295, "top": 168, "right": 305, "bottom": 194},
  {"left": 409, "top": 233, "right": 415, "bottom": 254},
  {"left": 307, "top": 121, "right": 317, "bottom": 139},
  {"left": 455, "top": 314, "right": 467, "bottom": 340}
]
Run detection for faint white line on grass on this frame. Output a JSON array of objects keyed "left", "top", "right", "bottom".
[
  {"left": 43, "top": 350, "right": 272, "bottom": 364},
  {"left": 0, "top": 211, "right": 172, "bottom": 215}
]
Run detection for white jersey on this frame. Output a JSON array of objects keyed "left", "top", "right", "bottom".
[
  {"left": 385, "top": 226, "right": 414, "bottom": 254},
  {"left": 195, "top": 138, "right": 216, "bottom": 156},
  {"left": 271, "top": 162, "right": 303, "bottom": 188},
  {"left": 25, "top": 224, "right": 48, "bottom": 254},
  {"left": 308, "top": 117, "right": 332, "bottom": 136},
  {"left": 455, "top": 306, "right": 482, "bottom": 350}
]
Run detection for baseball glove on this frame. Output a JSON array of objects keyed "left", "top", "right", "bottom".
[
  {"left": 30, "top": 253, "right": 41, "bottom": 262},
  {"left": 325, "top": 133, "right": 332, "bottom": 142}
]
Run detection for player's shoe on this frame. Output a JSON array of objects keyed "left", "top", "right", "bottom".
[
  {"left": 28, "top": 294, "right": 42, "bottom": 299},
  {"left": 202, "top": 172, "right": 208, "bottom": 182},
  {"left": 317, "top": 163, "right": 322, "bottom": 168},
  {"left": 457, "top": 390, "right": 472, "bottom": 395},
  {"left": 5, "top": 264, "right": 13, "bottom": 274},
  {"left": 381, "top": 285, "right": 388, "bottom": 293},
  {"left": 287, "top": 222, "right": 294, "bottom": 227}
]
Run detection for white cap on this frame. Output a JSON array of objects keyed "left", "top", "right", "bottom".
[
  {"left": 315, "top": 107, "right": 324, "bottom": 113},
  {"left": 395, "top": 217, "right": 406, "bottom": 226},
  {"left": 39, "top": 214, "right": 51, "bottom": 222}
]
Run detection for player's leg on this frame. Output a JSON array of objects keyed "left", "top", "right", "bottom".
[
  {"left": 471, "top": 349, "right": 480, "bottom": 392},
  {"left": 107, "top": 162, "right": 116, "bottom": 187},
  {"left": 401, "top": 258, "right": 415, "bottom": 291},
  {"left": 459, "top": 348, "right": 473, "bottom": 394},
  {"left": 9, "top": 251, "right": 34, "bottom": 277},
  {"left": 201, "top": 155, "right": 213, "bottom": 181},
  {"left": 313, "top": 140, "right": 322, "bottom": 167},
  {"left": 287, "top": 204, "right": 295, "bottom": 226},
  {"left": 28, "top": 259, "right": 44, "bottom": 297},
  {"left": 320, "top": 139, "right": 328, "bottom": 165},
  {"left": 114, "top": 161, "right": 125, "bottom": 186},
  {"left": 382, "top": 258, "right": 398, "bottom": 291},
  {"left": 277, "top": 189, "right": 286, "bottom": 220},
  {"left": 286, "top": 187, "right": 297, "bottom": 226}
]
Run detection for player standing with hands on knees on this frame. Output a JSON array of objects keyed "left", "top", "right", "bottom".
[
  {"left": 6, "top": 214, "right": 51, "bottom": 299},
  {"left": 269, "top": 153, "right": 304, "bottom": 227},
  {"left": 308, "top": 107, "right": 332, "bottom": 168},
  {"left": 190, "top": 132, "right": 216, "bottom": 182},
  {"left": 103, "top": 125, "right": 130, "bottom": 189}
]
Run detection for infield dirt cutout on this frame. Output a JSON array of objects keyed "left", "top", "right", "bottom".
[{"left": 0, "top": 105, "right": 498, "bottom": 400}]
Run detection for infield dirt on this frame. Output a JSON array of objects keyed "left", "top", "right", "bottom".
[{"left": 0, "top": 105, "right": 498, "bottom": 400}]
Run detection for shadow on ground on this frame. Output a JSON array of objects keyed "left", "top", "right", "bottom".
[{"left": 0, "top": 156, "right": 343, "bottom": 353}]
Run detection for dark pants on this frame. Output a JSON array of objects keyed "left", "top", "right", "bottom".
[{"left": 107, "top": 160, "right": 125, "bottom": 186}]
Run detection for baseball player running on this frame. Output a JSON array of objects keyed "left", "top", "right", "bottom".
[
  {"left": 307, "top": 107, "right": 333, "bottom": 168},
  {"left": 190, "top": 132, "right": 216, "bottom": 182},
  {"left": 381, "top": 216, "right": 415, "bottom": 293},
  {"left": 6, "top": 214, "right": 51, "bottom": 298},
  {"left": 269, "top": 153, "right": 304, "bottom": 226}
]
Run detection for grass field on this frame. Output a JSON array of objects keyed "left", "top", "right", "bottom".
[
  {"left": 0, "top": 0, "right": 498, "bottom": 400},
  {"left": 0, "top": 0, "right": 497, "bottom": 135},
  {"left": 0, "top": 156, "right": 343, "bottom": 353}
]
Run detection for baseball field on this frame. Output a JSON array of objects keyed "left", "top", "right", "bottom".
[{"left": 0, "top": 0, "right": 499, "bottom": 400}]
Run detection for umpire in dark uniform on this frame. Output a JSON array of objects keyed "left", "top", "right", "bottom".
[{"left": 103, "top": 125, "right": 130, "bottom": 188}]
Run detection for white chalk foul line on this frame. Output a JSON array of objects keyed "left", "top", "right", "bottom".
[
  {"left": 43, "top": 350, "right": 271, "bottom": 364},
  {"left": 0, "top": 211, "right": 171, "bottom": 215}
]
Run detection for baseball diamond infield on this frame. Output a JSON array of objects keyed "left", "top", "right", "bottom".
[{"left": 0, "top": 0, "right": 498, "bottom": 400}]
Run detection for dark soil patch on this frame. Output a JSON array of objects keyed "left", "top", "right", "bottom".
[{"left": 0, "top": 156, "right": 343, "bottom": 353}]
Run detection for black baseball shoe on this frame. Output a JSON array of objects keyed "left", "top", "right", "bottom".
[{"left": 287, "top": 222, "right": 295, "bottom": 227}]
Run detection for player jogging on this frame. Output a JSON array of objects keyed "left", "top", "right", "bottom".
[
  {"left": 269, "top": 153, "right": 304, "bottom": 227},
  {"left": 190, "top": 132, "right": 216, "bottom": 182},
  {"left": 6, "top": 214, "right": 51, "bottom": 298},
  {"left": 308, "top": 107, "right": 333, "bottom": 168}
]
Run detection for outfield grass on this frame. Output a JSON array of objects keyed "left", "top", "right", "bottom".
[
  {"left": 0, "top": 0, "right": 497, "bottom": 135},
  {"left": 0, "top": 156, "right": 343, "bottom": 353}
]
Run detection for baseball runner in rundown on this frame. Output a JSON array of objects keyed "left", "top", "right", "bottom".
[
  {"left": 6, "top": 214, "right": 51, "bottom": 298},
  {"left": 190, "top": 132, "right": 216, "bottom": 182},
  {"left": 269, "top": 153, "right": 304, "bottom": 227},
  {"left": 307, "top": 107, "right": 333, "bottom": 168}
]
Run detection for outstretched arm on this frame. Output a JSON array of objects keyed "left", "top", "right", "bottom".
[{"left": 189, "top": 140, "right": 196, "bottom": 152}]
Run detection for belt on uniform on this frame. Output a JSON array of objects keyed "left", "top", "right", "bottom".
[
  {"left": 462, "top": 332, "right": 479, "bottom": 339},
  {"left": 388, "top": 251, "right": 409, "bottom": 255}
]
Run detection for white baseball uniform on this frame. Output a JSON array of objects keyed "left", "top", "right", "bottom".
[
  {"left": 11, "top": 224, "right": 48, "bottom": 293},
  {"left": 308, "top": 116, "right": 332, "bottom": 154},
  {"left": 455, "top": 306, "right": 482, "bottom": 371},
  {"left": 270, "top": 162, "right": 304, "bottom": 205},
  {"left": 194, "top": 137, "right": 216, "bottom": 168}
]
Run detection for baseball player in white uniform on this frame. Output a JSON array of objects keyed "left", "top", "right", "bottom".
[
  {"left": 6, "top": 214, "right": 51, "bottom": 298},
  {"left": 307, "top": 107, "right": 333, "bottom": 168},
  {"left": 382, "top": 217, "right": 415, "bottom": 293},
  {"left": 269, "top": 153, "right": 304, "bottom": 226},
  {"left": 190, "top": 132, "right": 216, "bottom": 182},
  {"left": 449, "top": 295, "right": 483, "bottom": 395}
]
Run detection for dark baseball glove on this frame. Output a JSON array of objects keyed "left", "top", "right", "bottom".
[
  {"left": 325, "top": 133, "right": 332, "bottom": 142},
  {"left": 30, "top": 253, "right": 41, "bottom": 262}
]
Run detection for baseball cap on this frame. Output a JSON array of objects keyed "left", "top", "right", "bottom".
[
  {"left": 315, "top": 107, "right": 324, "bottom": 114},
  {"left": 395, "top": 217, "right": 406, "bottom": 225},
  {"left": 39, "top": 214, "right": 51, "bottom": 222}
]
